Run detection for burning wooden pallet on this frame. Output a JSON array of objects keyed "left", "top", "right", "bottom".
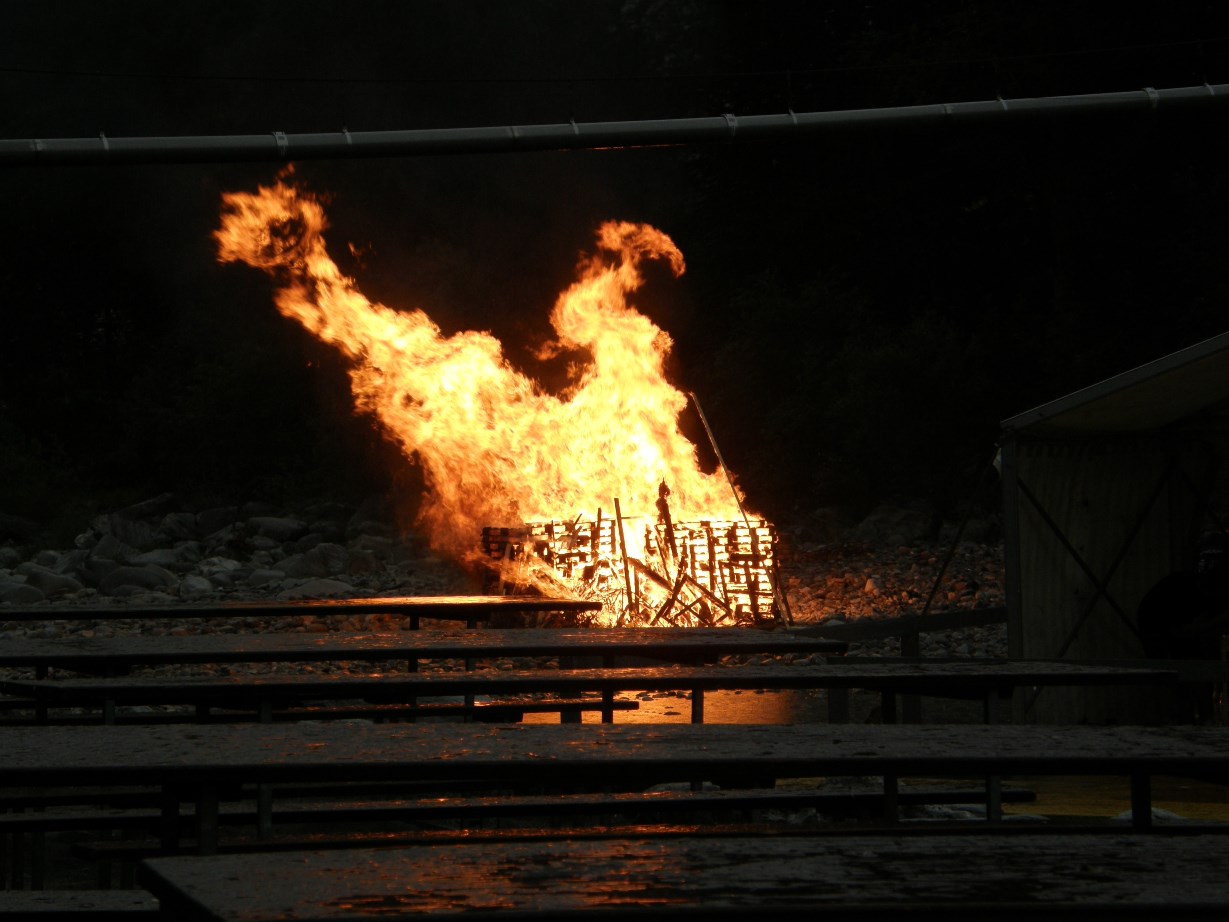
[{"left": 482, "top": 512, "right": 788, "bottom": 627}]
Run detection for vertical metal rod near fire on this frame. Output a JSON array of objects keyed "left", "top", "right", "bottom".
[
  {"left": 613, "top": 497, "right": 636, "bottom": 625},
  {"left": 687, "top": 392, "right": 791, "bottom": 625}
]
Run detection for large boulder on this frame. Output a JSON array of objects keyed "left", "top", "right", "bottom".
[
  {"left": 99, "top": 564, "right": 179, "bottom": 597},
  {"left": 0, "top": 579, "right": 44, "bottom": 604},
  {"left": 279, "top": 543, "right": 350, "bottom": 579},
  {"left": 14, "top": 562, "right": 83, "bottom": 597},
  {"left": 248, "top": 516, "right": 308, "bottom": 543},
  {"left": 276, "top": 578, "right": 359, "bottom": 600}
]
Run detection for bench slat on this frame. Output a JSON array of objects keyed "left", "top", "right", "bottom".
[
  {"left": 139, "top": 833, "right": 1229, "bottom": 920},
  {"left": 3, "top": 783, "right": 1036, "bottom": 833},
  {"left": 0, "top": 627, "right": 845, "bottom": 672},
  {"left": 0, "top": 890, "right": 157, "bottom": 919},
  {"left": 3, "top": 662, "right": 1174, "bottom": 710}
]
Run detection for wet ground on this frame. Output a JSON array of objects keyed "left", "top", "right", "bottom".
[{"left": 520, "top": 687, "right": 983, "bottom": 725}]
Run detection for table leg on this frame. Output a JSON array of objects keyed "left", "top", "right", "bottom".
[
  {"left": 257, "top": 784, "right": 273, "bottom": 838},
  {"left": 1130, "top": 772, "right": 1153, "bottom": 830},
  {"left": 828, "top": 688, "right": 850, "bottom": 723},
  {"left": 985, "top": 776, "right": 1002, "bottom": 823},
  {"left": 691, "top": 688, "right": 704, "bottom": 724},
  {"left": 196, "top": 780, "right": 220, "bottom": 856},
  {"left": 159, "top": 788, "right": 180, "bottom": 851},
  {"left": 880, "top": 691, "right": 897, "bottom": 724},
  {"left": 883, "top": 773, "right": 899, "bottom": 824},
  {"left": 984, "top": 686, "right": 1003, "bottom": 822}
]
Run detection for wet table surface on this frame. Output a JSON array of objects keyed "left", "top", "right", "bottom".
[
  {"left": 5, "top": 721, "right": 1227, "bottom": 784},
  {"left": 0, "top": 627, "right": 847, "bottom": 673},
  {"left": 0, "top": 595, "right": 602, "bottom": 627},
  {"left": 6, "top": 722, "right": 1226, "bottom": 850},
  {"left": 2, "top": 661, "right": 1177, "bottom": 720},
  {"left": 140, "top": 832, "right": 1229, "bottom": 920}
]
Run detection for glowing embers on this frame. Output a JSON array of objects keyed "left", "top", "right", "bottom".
[{"left": 482, "top": 507, "right": 784, "bottom": 627}]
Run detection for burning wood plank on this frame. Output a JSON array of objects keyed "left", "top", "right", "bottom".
[{"left": 482, "top": 514, "right": 783, "bottom": 627}]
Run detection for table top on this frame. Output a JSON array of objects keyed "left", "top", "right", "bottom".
[
  {"left": 139, "top": 832, "right": 1229, "bottom": 920},
  {"left": 0, "top": 627, "right": 846, "bottom": 670},
  {"left": 4, "top": 722, "right": 1226, "bottom": 788},
  {"left": 0, "top": 595, "right": 602, "bottom": 622},
  {"left": 1, "top": 661, "right": 1178, "bottom": 704}
]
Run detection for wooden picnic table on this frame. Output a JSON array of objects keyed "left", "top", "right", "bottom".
[
  {"left": 0, "top": 595, "right": 602, "bottom": 629},
  {"left": 139, "top": 832, "right": 1229, "bottom": 921},
  {"left": 1, "top": 660, "right": 1177, "bottom": 725},
  {"left": 4, "top": 721, "right": 1228, "bottom": 853},
  {"left": 0, "top": 627, "right": 848, "bottom": 678}
]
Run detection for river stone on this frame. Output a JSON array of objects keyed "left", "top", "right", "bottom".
[
  {"left": 280, "top": 543, "right": 350, "bottom": 579},
  {"left": 52, "top": 548, "right": 91, "bottom": 576},
  {"left": 108, "top": 516, "right": 163, "bottom": 551},
  {"left": 203, "top": 523, "right": 246, "bottom": 555},
  {"left": 132, "top": 546, "right": 200, "bottom": 572},
  {"left": 99, "top": 564, "right": 178, "bottom": 596},
  {"left": 348, "top": 549, "right": 381, "bottom": 574},
  {"left": 244, "top": 569, "right": 285, "bottom": 589},
  {"left": 291, "top": 532, "right": 324, "bottom": 553},
  {"left": 851, "top": 504, "right": 933, "bottom": 545},
  {"left": 15, "top": 563, "right": 83, "bottom": 597},
  {"left": 196, "top": 506, "right": 240, "bottom": 537},
  {"left": 0, "top": 580, "right": 44, "bottom": 604},
  {"left": 276, "top": 578, "right": 358, "bottom": 600},
  {"left": 248, "top": 516, "right": 308, "bottom": 542},
  {"left": 90, "top": 533, "right": 141, "bottom": 563},
  {"left": 32, "top": 549, "right": 59, "bottom": 568},
  {"left": 159, "top": 512, "right": 199, "bottom": 542},
  {"left": 73, "top": 529, "right": 99, "bottom": 550},
  {"left": 178, "top": 574, "right": 214, "bottom": 600}
]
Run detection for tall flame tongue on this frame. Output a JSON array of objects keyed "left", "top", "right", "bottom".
[{"left": 214, "top": 175, "right": 748, "bottom": 596}]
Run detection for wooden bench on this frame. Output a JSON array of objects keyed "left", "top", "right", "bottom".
[
  {"left": 3, "top": 721, "right": 1226, "bottom": 856},
  {"left": 138, "top": 832, "right": 1229, "bottom": 920},
  {"left": 0, "top": 627, "right": 847, "bottom": 680},
  {"left": 9, "top": 780, "right": 1033, "bottom": 888},
  {"left": 1, "top": 783, "right": 1038, "bottom": 837},
  {"left": 0, "top": 595, "right": 604, "bottom": 630},
  {"left": 0, "top": 889, "right": 157, "bottom": 919},
  {"left": 67, "top": 781, "right": 1040, "bottom": 887},
  {"left": 1, "top": 661, "right": 1176, "bottom": 725},
  {"left": 0, "top": 687, "right": 640, "bottom": 726}
]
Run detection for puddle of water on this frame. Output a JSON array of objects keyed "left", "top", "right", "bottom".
[
  {"left": 1001, "top": 774, "right": 1229, "bottom": 823},
  {"left": 520, "top": 689, "right": 830, "bottom": 725}
]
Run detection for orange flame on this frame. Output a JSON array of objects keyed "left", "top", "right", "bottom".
[{"left": 215, "top": 173, "right": 746, "bottom": 584}]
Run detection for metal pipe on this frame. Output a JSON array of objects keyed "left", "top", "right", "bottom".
[{"left": 2, "top": 84, "right": 1225, "bottom": 165}]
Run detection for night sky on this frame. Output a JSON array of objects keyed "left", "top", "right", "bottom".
[{"left": 4, "top": 1, "right": 1229, "bottom": 539}]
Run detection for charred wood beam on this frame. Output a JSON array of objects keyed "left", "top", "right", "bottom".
[{"left": 3, "top": 85, "right": 1226, "bottom": 165}]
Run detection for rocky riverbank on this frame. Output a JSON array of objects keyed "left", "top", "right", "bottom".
[{"left": 0, "top": 493, "right": 1007, "bottom": 657}]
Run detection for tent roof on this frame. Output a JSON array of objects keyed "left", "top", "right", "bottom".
[{"left": 1001, "top": 330, "right": 1229, "bottom": 436}]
